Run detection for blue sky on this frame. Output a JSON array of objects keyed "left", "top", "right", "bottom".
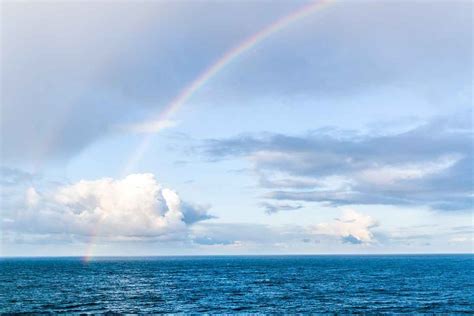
[{"left": 1, "top": 0, "right": 472, "bottom": 256}]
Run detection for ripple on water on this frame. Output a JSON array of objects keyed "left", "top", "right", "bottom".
[{"left": 0, "top": 255, "right": 473, "bottom": 313}]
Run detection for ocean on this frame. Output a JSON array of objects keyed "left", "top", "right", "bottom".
[{"left": 1, "top": 255, "right": 472, "bottom": 313}]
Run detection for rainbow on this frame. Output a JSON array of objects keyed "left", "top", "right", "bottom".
[
  {"left": 121, "top": 0, "right": 335, "bottom": 176},
  {"left": 83, "top": 0, "right": 335, "bottom": 261}
]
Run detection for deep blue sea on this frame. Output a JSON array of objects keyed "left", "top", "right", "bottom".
[{"left": 0, "top": 255, "right": 473, "bottom": 313}]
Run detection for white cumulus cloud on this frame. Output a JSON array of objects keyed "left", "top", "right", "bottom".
[
  {"left": 312, "top": 209, "right": 378, "bottom": 244},
  {"left": 4, "top": 173, "right": 212, "bottom": 240}
]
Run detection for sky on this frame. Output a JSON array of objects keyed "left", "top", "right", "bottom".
[{"left": 0, "top": 0, "right": 472, "bottom": 257}]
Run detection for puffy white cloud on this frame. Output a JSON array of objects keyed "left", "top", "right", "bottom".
[
  {"left": 312, "top": 209, "right": 378, "bottom": 244},
  {"left": 2, "top": 171, "right": 379, "bottom": 248},
  {"left": 4, "top": 173, "right": 212, "bottom": 240}
]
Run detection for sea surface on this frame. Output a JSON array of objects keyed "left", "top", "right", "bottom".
[{"left": 0, "top": 255, "right": 473, "bottom": 313}]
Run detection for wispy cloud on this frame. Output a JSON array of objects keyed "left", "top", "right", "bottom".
[
  {"left": 259, "top": 202, "right": 303, "bottom": 214},
  {"left": 122, "top": 119, "right": 178, "bottom": 133},
  {"left": 201, "top": 113, "right": 473, "bottom": 211}
]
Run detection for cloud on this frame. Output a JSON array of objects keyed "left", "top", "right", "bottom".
[
  {"left": 1, "top": 1, "right": 157, "bottom": 163},
  {"left": 25, "top": 187, "right": 40, "bottom": 208},
  {"left": 190, "top": 223, "right": 285, "bottom": 246},
  {"left": 259, "top": 202, "right": 303, "bottom": 214},
  {"left": 202, "top": 113, "right": 473, "bottom": 210},
  {"left": 311, "top": 209, "right": 378, "bottom": 244},
  {"left": 190, "top": 209, "right": 379, "bottom": 248},
  {"left": 0, "top": 1, "right": 303, "bottom": 164},
  {"left": 212, "top": 0, "right": 471, "bottom": 104},
  {"left": 0, "top": 167, "right": 35, "bottom": 186},
  {"left": 2, "top": 1, "right": 471, "bottom": 165},
  {"left": 341, "top": 235, "right": 363, "bottom": 245},
  {"left": 449, "top": 236, "right": 473, "bottom": 243},
  {"left": 122, "top": 119, "right": 178, "bottom": 133},
  {"left": 2, "top": 173, "right": 213, "bottom": 240}
]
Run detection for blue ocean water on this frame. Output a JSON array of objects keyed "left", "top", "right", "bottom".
[{"left": 0, "top": 255, "right": 472, "bottom": 313}]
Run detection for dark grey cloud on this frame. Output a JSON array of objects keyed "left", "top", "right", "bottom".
[
  {"left": 259, "top": 202, "right": 303, "bottom": 214},
  {"left": 0, "top": 1, "right": 304, "bottom": 164},
  {"left": 342, "top": 235, "right": 363, "bottom": 245},
  {"left": 2, "top": 1, "right": 471, "bottom": 165},
  {"left": 181, "top": 202, "right": 215, "bottom": 225},
  {"left": 202, "top": 113, "right": 473, "bottom": 211}
]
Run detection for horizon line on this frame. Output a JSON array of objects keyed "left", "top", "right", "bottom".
[{"left": 1, "top": 252, "right": 472, "bottom": 259}]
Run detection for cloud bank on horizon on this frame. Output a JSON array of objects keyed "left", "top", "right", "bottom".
[
  {"left": 0, "top": 0, "right": 472, "bottom": 256},
  {"left": 1, "top": 169, "right": 383, "bottom": 253}
]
